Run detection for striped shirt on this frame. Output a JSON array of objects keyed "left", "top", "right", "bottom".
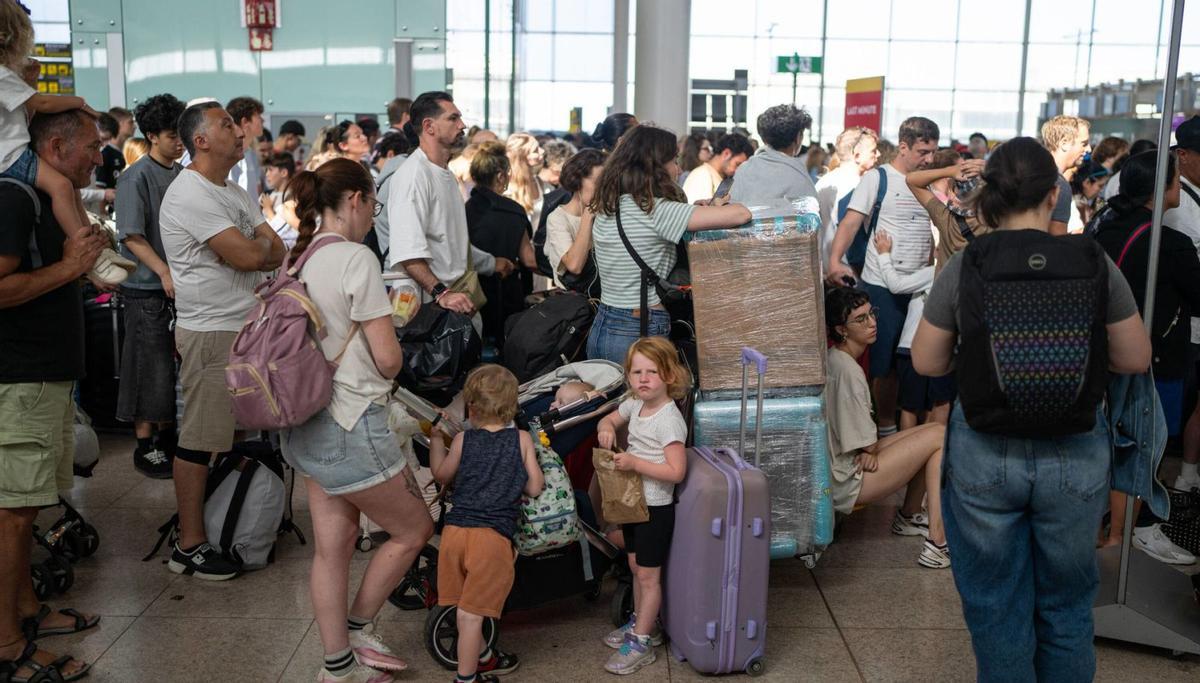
[
  {"left": 847, "top": 164, "right": 932, "bottom": 287},
  {"left": 593, "top": 195, "right": 695, "bottom": 309}
]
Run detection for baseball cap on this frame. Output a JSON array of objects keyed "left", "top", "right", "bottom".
[
  {"left": 279, "top": 119, "right": 306, "bottom": 138},
  {"left": 1172, "top": 115, "right": 1200, "bottom": 152}
]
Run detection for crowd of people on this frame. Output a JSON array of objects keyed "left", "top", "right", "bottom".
[{"left": 2, "top": 0, "right": 1200, "bottom": 680}]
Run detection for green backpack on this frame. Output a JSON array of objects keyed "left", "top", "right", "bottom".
[{"left": 516, "top": 442, "right": 580, "bottom": 556}]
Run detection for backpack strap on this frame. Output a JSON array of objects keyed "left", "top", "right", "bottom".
[
  {"left": 285, "top": 232, "right": 348, "bottom": 277},
  {"left": 1115, "top": 221, "right": 1153, "bottom": 268},
  {"left": 220, "top": 459, "right": 261, "bottom": 559},
  {"left": 1181, "top": 181, "right": 1200, "bottom": 208},
  {"left": 865, "top": 166, "right": 888, "bottom": 237},
  {"left": 0, "top": 178, "right": 44, "bottom": 269},
  {"left": 953, "top": 213, "right": 975, "bottom": 243}
]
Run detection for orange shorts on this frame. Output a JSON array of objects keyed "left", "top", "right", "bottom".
[{"left": 437, "top": 525, "right": 517, "bottom": 618}]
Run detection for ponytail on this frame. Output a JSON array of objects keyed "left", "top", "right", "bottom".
[{"left": 283, "top": 157, "right": 375, "bottom": 262}]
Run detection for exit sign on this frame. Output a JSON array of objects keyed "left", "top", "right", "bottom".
[{"left": 777, "top": 55, "right": 822, "bottom": 75}]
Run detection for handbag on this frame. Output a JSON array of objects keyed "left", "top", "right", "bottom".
[{"left": 614, "top": 203, "right": 692, "bottom": 337}]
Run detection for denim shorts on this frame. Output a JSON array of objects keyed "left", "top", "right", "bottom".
[
  {"left": 281, "top": 402, "right": 408, "bottom": 495},
  {"left": 1, "top": 147, "right": 38, "bottom": 186},
  {"left": 585, "top": 303, "right": 670, "bottom": 365},
  {"left": 116, "top": 292, "right": 177, "bottom": 424}
]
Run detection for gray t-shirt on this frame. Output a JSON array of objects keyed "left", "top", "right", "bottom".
[
  {"left": 847, "top": 164, "right": 931, "bottom": 287},
  {"left": 160, "top": 168, "right": 268, "bottom": 332},
  {"left": 115, "top": 156, "right": 182, "bottom": 291},
  {"left": 1052, "top": 175, "right": 1073, "bottom": 224},
  {"left": 923, "top": 247, "right": 1138, "bottom": 333}
]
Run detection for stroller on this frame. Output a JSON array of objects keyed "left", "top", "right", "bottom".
[{"left": 387, "top": 360, "right": 636, "bottom": 670}]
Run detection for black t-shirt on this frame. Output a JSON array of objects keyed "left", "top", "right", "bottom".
[
  {"left": 95, "top": 144, "right": 126, "bottom": 188},
  {"left": 0, "top": 184, "right": 85, "bottom": 382}
]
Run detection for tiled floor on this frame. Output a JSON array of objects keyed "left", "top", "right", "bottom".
[{"left": 31, "top": 434, "right": 1200, "bottom": 682}]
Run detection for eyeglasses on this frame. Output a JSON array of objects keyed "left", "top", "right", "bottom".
[
  {"left": 369, "top": 197, "right": 383, "bottom": 217},
  {"left": 847, "top": 307, "right": 879, "bottom": 326}
]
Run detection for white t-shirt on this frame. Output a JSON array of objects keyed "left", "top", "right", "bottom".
[
  {"left": 160, "top": 168, "right": 268, "bottom": 332},
  {"left": 1103, "top": 171, "right": 1121, "bottom": 201},
  {"left": 682, "top": 162, "right": 721, "bottom": 205},
  {"left": 846, "top": 164, "right": 931, "bottom": 287},
  {"left": 1164, "top": 177, "right": 1200, "bottom": 342},
  {"left": 385, "top": 147, "right": 470, "bottom": 288},
  {"left": 267, "top": 190, "right": 298, "bottom": 249},
  {"left": 0, "top": 66, "right": 34, "bottom": 173},
  {"left": 815, "top": 164, "right": 863, "bottom": 270},
  {"left": 544, "top": 205, "right": 581, "bottom": 288},
  {"left": 298, "top": 237, "right": 394, "bottom": 431},
  {"left": 618, "top": 397, "right": 688, "bottom": 507}
]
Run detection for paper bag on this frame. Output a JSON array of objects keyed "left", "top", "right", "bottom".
[{"left": 592, "top": 448, "right": 649, "bottom": 524}]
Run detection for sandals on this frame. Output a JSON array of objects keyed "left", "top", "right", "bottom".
[
  {"left": 22, "top": 607, "right": 100, "bottom": 641},
  {"left": 0, "top": 640, "right": 90, "bottom": 683}
]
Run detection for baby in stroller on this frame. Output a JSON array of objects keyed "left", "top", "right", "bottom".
[{"left": 388, "top": 359, "right": 633, "bottom": 672}]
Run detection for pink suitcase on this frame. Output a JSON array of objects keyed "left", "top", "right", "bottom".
[{"left": 663, "top": 348, "right": 771, "bottom": 676}]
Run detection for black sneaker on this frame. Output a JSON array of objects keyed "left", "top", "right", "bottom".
[
  {"left": 168, "top": 542, "right": 240, "bottom": 580},
  {"left": 134, "top": 447, "right": 173, "bottom": 479},
  {"left": 476, "top": 648, "right": 519, "bottom": 676}
]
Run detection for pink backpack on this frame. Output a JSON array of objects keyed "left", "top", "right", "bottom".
[{"left": 225, "top": 234, "right": 358, "bottom": 430}]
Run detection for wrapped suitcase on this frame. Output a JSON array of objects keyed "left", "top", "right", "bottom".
[
  {"left": 692, "top": 351, "right": 834, "bottom": 563},
  {"left": 664, "top": 348, "right": 771, "bottom": 676}
]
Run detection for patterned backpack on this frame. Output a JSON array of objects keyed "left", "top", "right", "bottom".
[
  {"left": 956, "top": 230, "right": 1109, "bottom": 438},
  {"left": 515, "top": 442, "right": 580, "bottom": 556}
]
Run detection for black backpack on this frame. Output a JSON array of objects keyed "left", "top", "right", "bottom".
[
  {"left": 502, "top": 291, "right": 595, "bottom": 383},
  {"left": 957, "top": 230, "right": 1109, "bottom": 438}
]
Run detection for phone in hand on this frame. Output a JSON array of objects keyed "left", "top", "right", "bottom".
[{"left": 713, "top": 177, "right": 734, "bottom": 201}]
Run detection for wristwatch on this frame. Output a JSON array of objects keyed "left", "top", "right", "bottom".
[{"left": 430, "top": 283, "right": 448, "bottom": 300}]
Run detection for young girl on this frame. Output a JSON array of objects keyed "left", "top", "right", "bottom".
[
  {"left": 595, "top": 336, "right": 690, "bottom": 675},
  {"left": 0, "top": 2, "right": 130, "bottom": 282},
  {"left": 430, "top": 364, "right": 544, "bottom": 683}
]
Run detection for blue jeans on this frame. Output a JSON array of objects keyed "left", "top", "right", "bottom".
[
  {"left": 942, "top": 404, "right": 1109, "bottom": 683},
  {"left": 585, "top": 303, "right": 669, "bottom": 365}
]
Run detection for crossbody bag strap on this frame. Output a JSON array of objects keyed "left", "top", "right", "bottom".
[
  {"left": 1181, "top": 181, "right": 1200, "bottom": 208},
  {"left": 615, "top": 203, "right": 654, "bottom": 337},
  {"left": 1116, "top": 221, "right": 1153, "bottom": 268},
  {"left": 953, "top": 213, "right": 975, "bottom": 243}
]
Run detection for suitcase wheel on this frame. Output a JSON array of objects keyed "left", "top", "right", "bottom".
[
  {"left": 746, "top": 658, "right": 766, "bottom": 676},
  {"left": 356, "top": 535, "right": 374, "bottom": 552},
  {"left": 424, "top": 604, "right": 499, "bottom": 671},
  {"left": 609, "top": 579, "right": 634, "bottom": 628}
]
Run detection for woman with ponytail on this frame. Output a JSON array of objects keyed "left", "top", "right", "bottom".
[
  {"left": 912, "top": 137, "right": 1151, "bottom": 680},
  {"left": 280, "top": 157, "right": 434, "bottom": 683}
]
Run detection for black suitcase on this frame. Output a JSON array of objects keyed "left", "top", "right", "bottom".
[{"left": 80, "top": 291, "right": 125, "bottom": 430}]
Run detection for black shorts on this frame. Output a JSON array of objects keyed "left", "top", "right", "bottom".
[
  {"left": 896, "top": 353, "right": 957, "bottom": 412},
  {"left": 622, "top": 504, "right": 675, "bottom": 568}
]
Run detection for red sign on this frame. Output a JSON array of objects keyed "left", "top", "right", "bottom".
[
  {"left": 245, "top": 0, "right": 277, "bottom": 28},
  {"left": 844, "top": 76, "right": 884, "bottom": 134}
]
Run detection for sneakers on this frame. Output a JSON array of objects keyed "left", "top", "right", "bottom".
[
  {"left": 133, "top": 447, "right": 172, "bottom": 479},
  {"left": 891, "top": 510, "right": 930, "bottom": 538},
  {"left": 476, "top": 648, "right": 520, "bottom": 676},
  {"left": 316, "top": 664, "right": 393, "bottom": 683},
  {"left": 1173, "top": 473, "right": 1200, "bottom": 492},
  {"left": 1133, "top": 524, "right": 1197, "bottom": 565},
  {"left": 167, "top": 542, "right": 241, "bottom": 580},
  {"left": 604, "top": 633, "right": 657, "bottom": 675},
  {"left": 349, "top": 623, "right": 407, "bottom": 672},
  {"left": 603, "top": 616, "right": 664, "bottom": 649},
  {"left": 917, "top": 540, "right": 951, "bottom": 569},
  {"left": 89, "top": 248, "right": 136, "bottom": 286}
]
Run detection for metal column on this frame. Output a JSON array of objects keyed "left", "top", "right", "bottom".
[
  {"left": 1092, "top": 0, "right": 1200, "bottom": 656},
  {"left": 1015, "top": 0, "right": 1033, "bottom": 136}
]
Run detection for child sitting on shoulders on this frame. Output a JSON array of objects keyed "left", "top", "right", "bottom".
[
  {"left": 430, "top": 364, "right": 545, "bottom": 683},
  {"left": 595, "top": 337, "right": 690, "bottom": 675}
]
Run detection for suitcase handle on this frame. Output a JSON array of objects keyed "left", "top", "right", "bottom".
[{"left": 738, "top": 348, "right": 767, "bottom": 467}]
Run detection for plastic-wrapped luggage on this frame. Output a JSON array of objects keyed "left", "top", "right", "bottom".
[
  {"left": 692, "top": 350, "right": 833, "bottom": 562},
  {"left": 664, "top": 446, "right": 769, "bottom": 676}
]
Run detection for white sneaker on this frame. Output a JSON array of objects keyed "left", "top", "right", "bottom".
[
  {"left": 917, "top": 540, "right": 951, "bottom": 569},
  {"left": 316, "top": 664, "right": 393, "bottom": 683},
  {"left": 89, "top": 248, "right": 136, "bottom": 286},
  {"left": 349, "top": 623, "right": 407, "bottom": 672},
  {"left": 891, "top": 510, "right": 930, "bottom": 538},
  {"left": 1173, "top": 473, "right": 1200, "bottom": 492},
  {"left": 1133, "top": 524, "right": 1197, "bottom": 565}
]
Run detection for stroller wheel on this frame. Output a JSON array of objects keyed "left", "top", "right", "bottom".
[
  {"left": 356, "top": 535, "right": 374, "bottom": 553},
  {"left": 389, "top": 544, "right": 439, "bottom": 611},
  {"left": 45, "top": 556, "right": 74, "bottom": 595},
  {"left": 78, "top": 523, "right": 100, "bottom": 557},
  {"left": 424, "top": 605, "right": 499, "bottom": 671},
  {"left": 31, "top": 563, "right": 52, "bottom": 601},
  {"left": 59, "top": 529, "right": 84, "bottom": 563},
  {"left": 610, "top": 579, "right": 634, "bottom": 628},
  {"left": 583, "top": 581, "right": 601, "bottom": 602}
]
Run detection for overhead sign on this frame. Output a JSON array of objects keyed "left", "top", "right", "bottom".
[
  {"left": 777, "top": 54, "right": 822, "bottom": 75},
  {"left": 845, "top": 76, "right": 884, "bottom": 133}
]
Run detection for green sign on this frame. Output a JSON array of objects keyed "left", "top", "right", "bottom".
[{"left": 777, "top": 54, "right": 823, "bottom": 75}]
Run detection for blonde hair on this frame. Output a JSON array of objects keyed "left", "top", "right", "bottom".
[
  {"left": 834, "top": 126, "right": 878, "bottom": 163},
  {"left": 463, "top": 364, "right": 520, "bottom": 425},
  {"left": 123, "top": 137, "right": 150, "bottom": 166},
  {"left": 470, "top": 140, "right": 511, "bottom": 190},
  {"left": 0, "top": 1, "right": 33, "bottom": 71},
  {"left": 1041, "top": 115, "right": 1089, "bottom": 151},
  {"left": 624, "top": 337, "right": 692, "bottom": 401},
  {"left": 505, "top": 132, "right": 542, "bottom": 213}
]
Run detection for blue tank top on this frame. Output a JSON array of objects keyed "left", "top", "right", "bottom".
[{"left": 445, "top": 427, "right": 528, "bottom": 540}]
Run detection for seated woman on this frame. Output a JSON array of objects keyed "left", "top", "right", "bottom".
[
  {"left": 465, "top": 141, "right": 537, "bottom": 347},
  {"left": 544, "top": 148, "right": 606, "bottom": 297},
  {"left": 824, "top": 286, "right": 949, "bottom": 569}
]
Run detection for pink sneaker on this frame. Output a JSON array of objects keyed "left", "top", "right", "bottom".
[{"left": 349, "top": 624, "right": 408, "bottom": 672}]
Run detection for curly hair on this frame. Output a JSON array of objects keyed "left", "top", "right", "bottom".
[
  {"left": 0, "top": 0, "right": 33, "bottom": 71},
  {"left": 588, "top": 124, "right": 685, "bottom": 216},
  {"left": 463, "top": 364, "right": 520, "bottom": 425},
  {"left": 756, "top": 104, "right": 812, "bottom": 151},
  {"left": 825, "top": 287, "right": 872, "bottom": 344},
  {"left": 559, "top": 148, "right": 606, "bottom": 194},
  {"left": 134, "top": 93, "right": 186, "bottom": 137}
]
